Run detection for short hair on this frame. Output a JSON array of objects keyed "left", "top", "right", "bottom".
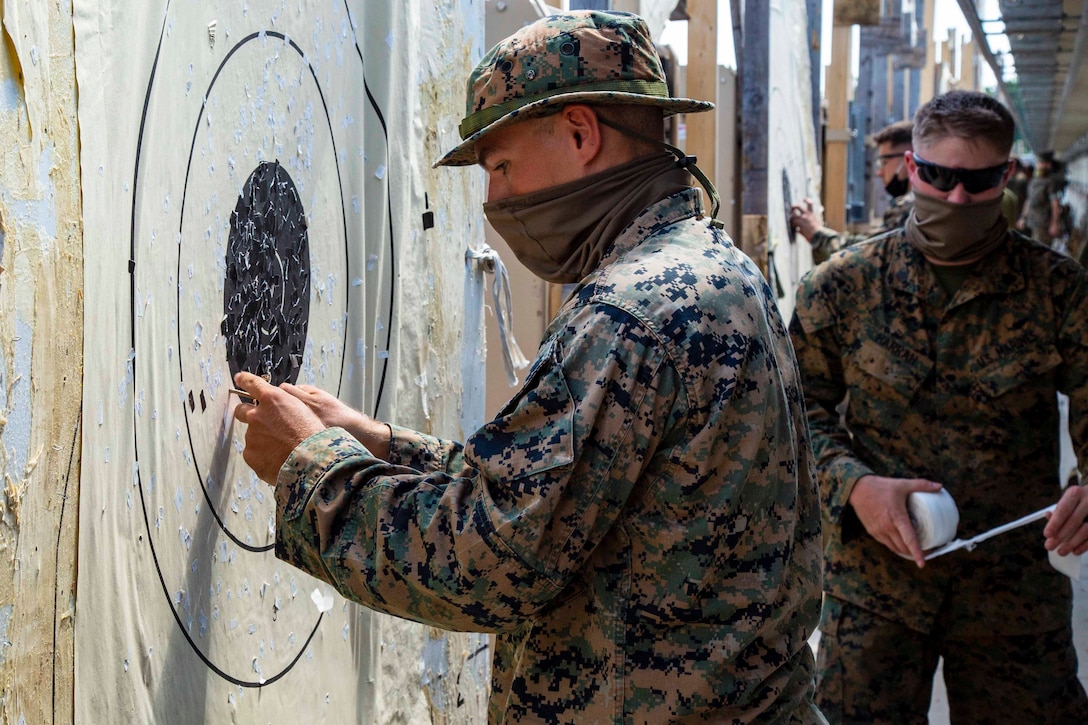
[
  {"left": 869, "top": 120, "right": 913, "bottom": 148},
  {"left": 913, "top": 90, "right": 1016, "bottom": 155}
]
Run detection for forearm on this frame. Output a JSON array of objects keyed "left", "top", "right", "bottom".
[
  {"left": 806, "top": 396, "right": 876, "bottom": 523},
  {"left": 275, "top": 428, "right": 558, "bottom": 631},
  {"left": 789, "top": 309, "right": 874, "bottom": 523},
  {"left": 808, "top": 228, "right": 843, "bottom": 265},
  {"left": 339, "top": 413, "right": 392, "bottom": 460}
]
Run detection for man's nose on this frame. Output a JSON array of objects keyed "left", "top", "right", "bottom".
[{"left": 946, "top": 183, "right": 970, "bottom": 204}]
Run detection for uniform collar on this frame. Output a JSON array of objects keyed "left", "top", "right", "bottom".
[
  {"left": 597, "top": 188, "right": 705, "bottom": 270},
  {"left": 887, "top": 229, "right": 1025, "bottom": 308}
]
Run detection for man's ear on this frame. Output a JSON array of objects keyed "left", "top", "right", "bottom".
[
  {"left": 903, "top": 150, "right": 923, "bottom": 188},
  {"left": 557, "top": 104, "right": 603, "bottom": 166},
  {"left": 1002, "top": 159, "right": 1016, "bottom": 184}
]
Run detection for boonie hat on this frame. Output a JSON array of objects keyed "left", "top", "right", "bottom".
[{"left": 435, "top": 10, "right": 714, "bottom": 167}]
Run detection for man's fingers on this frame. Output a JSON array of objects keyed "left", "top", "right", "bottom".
[
  {"left": 1044, "top": 485, "right": 1088, "bottom": 539},
  {"left": 234, "top": 371, "right": 274, "bottom": 399},
  {"left": 1047, "top": 523, "right": 1088, "bottom": 556},
  {"left": 1058, "top": 524, "right": 1088, "bottom": 556},
  {"left": 875, "top": 527, "right": 903, "bottom": 557},
  {"left": 279, "top": 382, "right": 306, "bottom": 399},
  {"left": 282, "top": 382, "right": 323, "bottom": 397},
  {"left": 907, "top": 478, "right": 943, "bottom": 494},
  {"left": 902, "top": 525, "right": 926, "bottom": 568},
  {"left": 867, "top": 512, "right": 914, "bottom": 563},
  {"left": 1045, "top": 486, "right": 1088, "bottom": 553},
  {"left": 233, "top": 401, "right": 256, "bottom": 424}
]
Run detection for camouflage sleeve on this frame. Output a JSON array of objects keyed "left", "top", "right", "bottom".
[
  {"left": 1055, "top": 263, "right": 1088, "bottom": 481},
  {"left": 272, "top": 302, "right": 677, "bottom": 632},
  {"left": 789, "top": 268, "right": 875, "bottom": 524},
  {"left": 808, "top": 228, "right": 842, "bottom": 265},
  {"left": 385, "top": 424, "right": 474, "bottom": 476},
  {"left": 809, "top": 228, "right": 870, "bottom": 265}
]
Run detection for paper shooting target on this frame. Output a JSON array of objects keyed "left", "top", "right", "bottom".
[{"left": 127, "top": 2, "right": 395, "bottom": 687}]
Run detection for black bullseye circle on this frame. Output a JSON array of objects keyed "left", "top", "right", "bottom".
[{"left": 222, "top": 160, "right": 311, "bottom": 385}]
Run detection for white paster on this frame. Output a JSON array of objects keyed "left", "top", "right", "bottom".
[{"left": 908, "top": 488, "right": 960, "bottom": 551}]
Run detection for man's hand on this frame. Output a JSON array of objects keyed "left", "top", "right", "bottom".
[
  {"left": 232, "top": 371, "right": 326, "bottom": 484},
  {"left": 848, "top": 474, "right": 944, "bottom": 568},
  {"left": 790, "top": 198, "right": 824, "bottom": 241},
  {"left": 281, "top": 383, "right": 392, "bottom": 460},
  {"left": 1044, "top": 483, "right": 1088, "bottom": 556},
  {"left": 282, "top": 383, "right": 366, "bottom": 432}
]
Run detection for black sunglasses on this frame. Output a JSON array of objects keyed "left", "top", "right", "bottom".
[{"left": 913, "top": 154, "right": 1008, "bottom": 194}]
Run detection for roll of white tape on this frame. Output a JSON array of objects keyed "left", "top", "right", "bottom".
[{"left": 908, "top": 488, "right": 959, "bottom": 551}]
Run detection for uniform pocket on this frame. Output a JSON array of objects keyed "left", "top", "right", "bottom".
[
  {"left": 973, "top": 346, "right": 1061, "bottom": 400},
  {"left": 847, "top": 337, "right": 932, "bottom": 433},
  {"left": 466, "top": 339, "right": 576, "bottom": 481}
]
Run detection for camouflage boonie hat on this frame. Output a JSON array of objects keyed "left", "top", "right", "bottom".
[{"left": 435, "top": 10, "right": 714, "bottom": 167}]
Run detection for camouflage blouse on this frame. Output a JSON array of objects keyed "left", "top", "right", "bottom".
[
  {"left": 791, "top": 229, "right": 1088, "bottom": 636},
  {"left": 809, "top": 193, "right": 914, "bottom": 265},
  {"left": 275, "top": 190, "right": 825, "bottom": 723}
]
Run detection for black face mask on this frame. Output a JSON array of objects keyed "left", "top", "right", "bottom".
[{"left": 884, "top": 175, "right": 910, "bottom": 198}]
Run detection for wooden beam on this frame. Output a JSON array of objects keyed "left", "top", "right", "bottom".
[
  {"left": 834, "top": 0, "right": 880, "bottom": 26},
  {"left": 807, "top": 0, "right": 824, "bottom": 153},
  {"left": 686, "top": 0, "right": 718, "bottom": 189},
  {"left": 740, "top": 0, "right": 768, "bottom": 216},
  {"left": 739, "top": 0, "right": 769, "bottom": 267},
  {"left": 960, "top": 38, "right": 977, "bottom": 91},
  {"left": 920, "top": 0, "right": 937, "bottom": 103},
  {"left": 823, "top": 22, "right": 852, "bottom": 232}
]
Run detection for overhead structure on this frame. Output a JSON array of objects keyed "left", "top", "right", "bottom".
[{"left": 957, "top": 0, "right": 1088, "bottom": 158}]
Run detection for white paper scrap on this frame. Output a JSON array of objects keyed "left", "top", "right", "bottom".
[{"left": 310, "top": 588, "right": 334, "bottom": 613}]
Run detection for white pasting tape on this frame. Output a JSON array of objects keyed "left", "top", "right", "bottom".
[
  {"left": 908, "top": 488, "right": 960, "bottom": 551},
  {"left": 911, "top": 493, "right": 1084, "bottom": 579}
]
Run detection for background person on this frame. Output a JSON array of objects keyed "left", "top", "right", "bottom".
[
  {"left": 233, "top": 11, "right": 824, "bottom": 723},
  {"left": 1005, "top": 155, "right": 1031, "bottom": 222},
  {"left": 1018, "top": 150, "right": 1064, "bottom": 246},
  {"left": 791, "top": 120, "right": 915, "bottom": 264},
  {"left": 790, "top": 89, "right": 1088, "bottom": 723}
]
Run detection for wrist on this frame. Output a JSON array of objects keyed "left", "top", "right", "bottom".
[{"left": 348, "top": 416, "right": 392, "bottom": 460}]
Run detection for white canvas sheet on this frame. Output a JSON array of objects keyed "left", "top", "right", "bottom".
[
  {"left": 73, "top": 1, "right": 489, "bottom": 721},
  {"left": 766, "top": 0, "right": 822, "bottom": 319}
]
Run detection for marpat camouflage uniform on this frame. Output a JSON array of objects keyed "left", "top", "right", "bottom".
[
  {"left": 790, "top": 228, "right": 1088, "bottom": 719},
  {"left": 276, "top": 190, "right": 825, "bottom": 723},
  {"left": 809, "top": 192, "right": 914, "bottom": 265},
  {"left": 816, "top": 597, "right": 1088, "bottom": 723}
]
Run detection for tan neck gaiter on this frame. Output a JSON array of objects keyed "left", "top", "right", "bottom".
[
  {"left": 904, "top": 189, "right": 1008, "bottom": 264},
  {"left": 483, "top": 153, "right": 691, "bottom": 284}
]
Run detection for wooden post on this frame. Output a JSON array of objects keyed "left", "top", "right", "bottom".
[
  {"left": 920, "top": 0, "right": 936, "bottom": 103},
  {"left": 960, "top": 38, "right": 977, "bottom": 91},
  {"left": 942, "top": 29, "right": 956, "bottom": 91},
  {"left": 739, "top": 0, "right": 770, "bottom": 272},
  {"left": 823, "top": 22, "right": 853, "bottom": 232},
  {"left": 807, "top": 0, "right": 824, "bottom": 154},
  {"left": 686, "top": 0, "right": 717, "bottom": 189}
]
